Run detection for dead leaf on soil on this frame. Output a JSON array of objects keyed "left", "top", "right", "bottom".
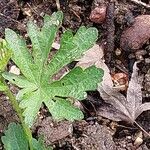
[
  {"left": 98, "top": 62, "right": 150, "bottom": 123},
  {"left": 77, "top": 44, "right": 150, "bottom": 124},
  {"left": 77, "top": 44, "right": 113, "bottom": 88}
]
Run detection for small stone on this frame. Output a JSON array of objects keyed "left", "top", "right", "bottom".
[
  {"left": 115, "top": 48, "right": 121, "bottom": 56},
  {"left": 6, "top": 96, "right": 9, "bottom": 100},
  {"left": 52, "top": 42, "right": 60, "bottom": 50},
  {"left": 134, "top": 131, "right": 143, "bottom": 147},
  {"left": 126, "top": 136, "right": 132, "bottom": 140},
  {"left": 90, "top": 6, "right": 107, "bottom": 24},
  {"left": 120, "top": 15, "right": 150, "bottom": 51},
  {"left": 134, "top": 137, "right": 143, "bottom": 147},
  {"left": 145, "top": 58, "right": 150, "bottom": 64},
  {"left": 9, "top": 65, "right": 20, "bottom": 75}
]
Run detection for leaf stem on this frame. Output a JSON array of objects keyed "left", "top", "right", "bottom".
[
  {"left": 1, "top": 76, "right": 33, "bottom": 150},
  {"left": 134, "top": 121, "right": 150, "bottom": 137}
]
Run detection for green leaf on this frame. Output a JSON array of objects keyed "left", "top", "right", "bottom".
[
  {"left": 5, "top": 29, "right": 37, "bottom": 83},
  {"left": 1, "top": 123, "right": 51, "bottom": 150},
  {"left": 32, "top": 137, "right": 52, "bottom": 150},
  {"left": 0, "top": 39, "right": 11, "bottom": 71},
  {"left": 2, "top": 72, "right": 37, "bottom": 88},
  {"left": 3, "top": 11, "right": 103, "bottom": 127},
  {"left": 19, "top": 89, "right": 43, "bottom": 126},
  {"left": 1, "top": 123, "right": 29, "bottom": 150},
  {"left": 44, "top": 66, "right": 103, "bottom": 100},
  {"left": 46, "top": 97, "right": 84, "bottom": 121},
  {"left": 27, "top": 11, "right": 63, "bottom": 68},
  {"left": 46, "top": 26, "right": 98, "bottom": 78},
  {"left": 0, "top": 80, "right": 7, "bottom": 91}
]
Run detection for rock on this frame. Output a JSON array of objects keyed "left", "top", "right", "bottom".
[
  {"left": 9, "top": 65, "right": 20, "bottom": 75},
  {"left": 120, "top": 15, "right": 150, "bottom": 51},
  {"left": 134, "top": 131, "right": 143, "bottom": 147},
  {"left": 90, "top": 6, "right": 107, "bottom": 24}
]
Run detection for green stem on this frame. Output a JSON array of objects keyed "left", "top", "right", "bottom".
[{"left": 1, "top": 76, "right": 33, "bottom": 150}]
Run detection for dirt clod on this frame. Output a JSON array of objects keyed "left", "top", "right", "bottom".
[
  {"left": 37, "top": 117, "right": 73, "bottom": 145},
  {"left": 120, "top": 15, "right": 150, "bottom": 51}
]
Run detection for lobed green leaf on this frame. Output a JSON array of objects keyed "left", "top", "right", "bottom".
[
  {"left": 0, "top": 81, "right": 7, "bottom": 91},
  {"left": 46, "top": 97, "right": 84, "bottom": 121},
  {"left": 5, "top": 29, "right": 36, "bottom": 83},
  {"left": 0, "top": 39, "right": 11, "bottom": 72},
  {"left": 1, "top": 123, "right": 51, "bottom": 150},
  {"left": 3, "top": 11, "right": 103, "bottom": 127},
  {"left": 1, "top": 123, "right": 29, "bottom": 150},
  {"left": 46, "top": 26, "right": 98, "bottom": 79},
  {"left": 27, "top": 11, "right": 63, "bottom": 69}
]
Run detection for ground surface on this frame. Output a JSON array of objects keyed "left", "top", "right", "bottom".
[{"left": 0, "top": 0, "right": 150, "bottom": 150}]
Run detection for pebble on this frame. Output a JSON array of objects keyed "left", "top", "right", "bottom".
[
  {"left": 120, "top": 15, "right": 150, "bottom": 52},
  {"left": 134, "top": 131, "right": 143, "bottom": 147},
  {"left": 145, "top": 58, "right": 150, "bottom": 64},
  {"left": 90, "top": 5, "right": 107, "bottom": 24},
  {"left": 9, "top": 65, "right": 20, "bottom": 75}
]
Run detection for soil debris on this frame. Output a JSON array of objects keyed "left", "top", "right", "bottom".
[
  {"left": 0, "top": 94, "right": 18, "bottom": 136},
  {"left": 72, "top": 122, "right": 116, "bottom": 150},
  {"left": 37, "top": 117, "right": 73, "bottom": 145},
  {"left": 0, "top": 0, "right": 20, "bottom": 37}
]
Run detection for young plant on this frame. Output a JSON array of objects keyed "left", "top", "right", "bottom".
[
  {"left": 0, "top": 11, "right": 104, "bottom": 149},
  {"left": 2, "top": 123, "right": 51, "bottom": 150},
  {"left": 2, "top": 11, "right": 103, "bottom": 127}
]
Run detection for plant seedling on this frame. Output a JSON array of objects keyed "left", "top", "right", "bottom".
[{"left": 0, "top": 11, "right": 104, "bottom": 149}]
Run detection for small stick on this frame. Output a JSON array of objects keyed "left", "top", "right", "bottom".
[
  {"left": 105, "top": 2, "right": 115, "bottom": 68},
  {"left": 134, "top": 121, "right": 150, "bottom": 137},
  {"left": 130, "top": 0, "right": 150, "bottom": 9},
  {"left": 56, "top": 0, "right": 60, "bottom": 10},
  {"left": 26, "top": 3, "right": 40, "bottom": 17}
]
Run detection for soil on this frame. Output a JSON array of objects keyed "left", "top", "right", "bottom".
[{"left": 0, "top": 0, "right": 150, "bottom": 150}]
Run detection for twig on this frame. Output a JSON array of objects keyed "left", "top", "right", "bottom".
[
  {"left": 70, "top": 9, "right": 81, "bottom": 22},
  {"left": 26, "top": 3, "right": 41, "bottom": 17},
  {"left": 134, "top": 121, "right": 150, "bottom": 137},
  {"left": 105, "top": 2, "right": 115, "bottom": 68},
  {"left": 130, "top": 0, "right": 150, "bottom": 9},
  {"left": 116, "top": 124, "right": 138, "bottom": 130},
  {"left": 56, "top": 0, "right": 60, "bottom": 10}
]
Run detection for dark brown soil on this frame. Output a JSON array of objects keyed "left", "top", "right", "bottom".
[{"left": 0, "top": 0, "right": 150, "bottom": 149}]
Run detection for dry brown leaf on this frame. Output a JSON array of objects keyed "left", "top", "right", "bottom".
[
  {"left": 77, "top": 44, "right": 150, "bottom": 123},
  {"left": 77, "top": 44, "right": 113, "bottom": 88},
  {"left": 98, "top": 62, "right": 150, "bottom": 123},
  {"left": 77, "top": 44, "right": 104, "bottom": 68}
]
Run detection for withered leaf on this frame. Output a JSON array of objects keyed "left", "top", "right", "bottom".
[
  {"left": 98, "top": 62, "right": 150, "bottom": 123},
  {"left": 77, "top": 44, "right": 113, "bottom": 87},
  {"left": 77, "top": 44, "right": 150, "bottom": 123}
]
